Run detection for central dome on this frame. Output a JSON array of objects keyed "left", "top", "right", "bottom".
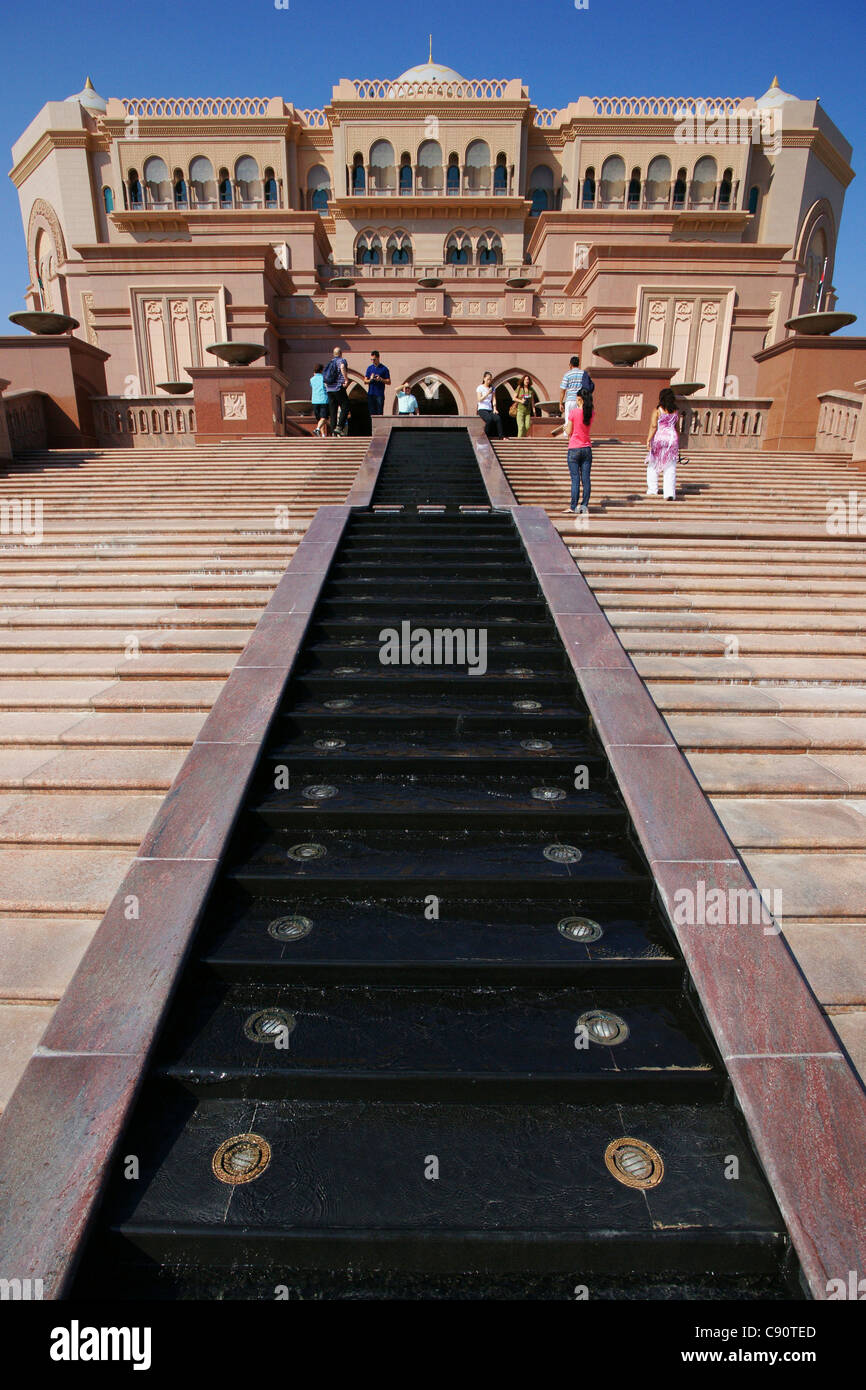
[{"left": 395, "top": 60, "right": 464, "bottom": 84}]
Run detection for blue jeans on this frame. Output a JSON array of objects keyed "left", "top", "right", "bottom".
[
  {"left": 567, "top": 446, "right": 592, "bottom": 509},
  {"left": 368, "top": 395, "right": 384, "bottom": 415}
]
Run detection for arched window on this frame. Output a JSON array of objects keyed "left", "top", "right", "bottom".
[
  {"left": 173, "top": 168, "right": 188, "bottom": 208},
  {"left": 445, "top": 232, "right": 471, "bottom": 264},
  {"left": 127, "top": 169, "right": 143, "bottom": 208},
  {"left": 465, "top": 139, "right": 491, "bottom": 192},
  {"left": 582, "top": 166, "right": 596, "bottom": 208},
  {"left": 477, "top": 233, "right": 502, "bottom": 266},
  {"left": 692, "top": 155, "right": 717, "bottom": 205},
  {"left": 446, "top": 152, "right": 460, "bottom": 195},
  {"left": 307, "top": 164, "right": 331, "bottom": 212},
  {"left": 802, "top": 226, "right": 829, "bottom": 311},
  {"left": 719, "top": 166, "right": 733, "bottom": 208},
  {"left": 628, "top": 166, "right": 641, "bottom": 207},
  {"left": 599, "top": 155, "right": 626, "bottom": 207},
  {"left": 387, "top": 232, "right": 412, "bottom": 265},
  {"left": 673, "top": 167, "right": 687, "bottom": 208},
  {"left": 351, "top": 152, "right": 366, "bottom": 192},
  {"left": 646, "top": 155, "right": 671, "bottom": 206},
  {"left": 529, "top": 164, "right": 554, "bottom": 215},
  {"left": 235, "top": 155, "right": 260, "bottom": 204},
  {"left": 264, "top": 167, "right": 278, "bottom": 207},
  {"left": 102, "top": 186, "right": 114, "bottom": 214},
  {"left": 369, "top": 140, "right": 395, "bottom": 192},
  {"left": 355, "top": 233, "right": 381, "bottom": 265},
  {"left": 218, "top": 167, "right": 233, "bottom": 208},
  {"left": 417, "top": 139, "right": 443, "bottom": 192},
  {"left": 493, "top": 152, "right": 508, "bottom": 193},
  {"left": 399, "top": 152, "right": 413, "bottom": 193},
  {"left": 190, "top": 156, "right": 215, "bottom": 206},
  {"left": 748, "top": 184, "right": 759, "bottom": 216},
  {"left": 143, "top": 156, "right": 170, "bottom": 205}
]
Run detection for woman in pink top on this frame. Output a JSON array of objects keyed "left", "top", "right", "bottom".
[
  {"left": 566, "top": 387, "right": 594, "bottom": 513},
  {"left": 646, "top": 387, "right": 681, "bottom": 500}
]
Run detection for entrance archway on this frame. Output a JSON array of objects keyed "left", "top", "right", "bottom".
[
  {"left": 493, "top": 371, "right": 546, "bottom": 437},
  {"left": 399, "top": 372, "right": 461, "bottom": 415},
  {"left": 345, "top": 382, "right": 371, "bottom": 435}
]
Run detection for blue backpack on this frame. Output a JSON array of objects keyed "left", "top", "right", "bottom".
[{"left": 323, "top": 357, "right": 342, "bottom": 387}]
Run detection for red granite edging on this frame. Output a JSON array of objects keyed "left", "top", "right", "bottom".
[
  {"left": 509, "top": 503, "right": 866, "bottom": 1300},
  {"left": 467, "top": 421, "right": 519, "bottom": 508},
  {"left": 0, "top": 502, "right": 354, "bottom": 1298}
]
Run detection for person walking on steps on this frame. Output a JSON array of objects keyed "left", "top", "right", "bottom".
[
  {"left": 646, "top": 387, "right": 681, "bottom": 500},
  {"left": 310, "top": 362, "right": 329, "bottom": 437},
  {"left": 476, "top": 371, "right": 503, "bottom": 438},
  {"left": 323, "top": 345, "right": 349, "bottom": 436},
  {"left": 513, "top": 374, "right": 537, "bottom": 438},
  {"left": 566, "top": 386, "right": 594, "bottom": 514}
]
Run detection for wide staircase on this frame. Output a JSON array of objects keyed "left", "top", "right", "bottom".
[
  {"left": 0, "top": 438, "right": 368, "bottom": 1111},
  {"left": 71, "top": 433, "right": 798, "bottom": 1299},
  {"left": 496, "top": 439, "right": 866, "bottom": 1083}
]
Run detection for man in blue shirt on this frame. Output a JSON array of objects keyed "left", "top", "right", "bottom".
[
  {"left": 365, "top": 350, "right": 391, "bottom": 415},
  {"left": 559, "top": 354, "right": 588, "bottom": 423}
]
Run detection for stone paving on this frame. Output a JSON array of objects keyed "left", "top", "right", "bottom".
[
  {"left": 0, "top": 438, "right": 368, "bottom": 1110},
  {"left": 496, "top": 437, "right": 866, "bottom": 1084}
]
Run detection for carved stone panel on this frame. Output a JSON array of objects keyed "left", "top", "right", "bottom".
[
  {"left": 221, "top": 391, "right": 247, "bottom": 421},
  {"left": 617, "top": 392, "right": 643, "bottom": 421}
]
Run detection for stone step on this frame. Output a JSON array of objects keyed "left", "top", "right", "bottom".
[
  {"left": 0, "top": 746, "right": 185, "bottom": 790},
  {"left": 0, "top": 792, "right": 162, "bottom": 844},
  {"left": 0, "top": 678, "right": 222, "bottom": 709}
]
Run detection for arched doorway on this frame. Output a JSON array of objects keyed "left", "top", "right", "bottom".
[
  {"left": 345, "top": 382, "right": 371, "bottom": 435},
  {"left": 494, "top": 376, "right": 530, "bottom": 437},
  {"left": 406, "top": 374, "right": 460, "bottom": 415}
]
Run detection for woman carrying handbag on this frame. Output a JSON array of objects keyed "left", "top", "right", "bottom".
[{"left": 511, "top": 374, "right": 537, "bottom": 438}]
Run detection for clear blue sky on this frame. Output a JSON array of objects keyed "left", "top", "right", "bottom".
[{"left": 2, "top": 0, "right": 863, "bottom": 325}]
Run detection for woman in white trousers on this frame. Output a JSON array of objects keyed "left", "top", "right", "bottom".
[{"left": 646, "top": 387, "right": 681, "bottom": 499}]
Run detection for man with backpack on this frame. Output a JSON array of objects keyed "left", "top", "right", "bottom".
[
  {"left": 558, "top": 354, "right": 593, "bottom": 421},
  {"left": 323, "top": 346, "right": 349, "bottom": 436}
]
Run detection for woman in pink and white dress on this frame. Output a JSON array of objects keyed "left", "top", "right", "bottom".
[{"left": 645, "top": 388, "right": 681, "bottom": 500}]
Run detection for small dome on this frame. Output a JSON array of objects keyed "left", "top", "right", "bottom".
[
  {"left": 756, "top": 76, "right": 798, "bottom": 107},
  {"left": 395, "top": 57, "right": 464, "bottom": 85},
  {"left": 66, "top": 76, "right": 107, "bottom": 114}
]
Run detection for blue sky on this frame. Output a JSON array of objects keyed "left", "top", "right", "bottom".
[{"left": 2, "top": 0, "right": 863, "bottom": 326}]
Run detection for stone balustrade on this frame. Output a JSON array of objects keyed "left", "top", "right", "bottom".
[
  {"left": 680, "top": 397, "right": 771, "bottom": 451},
  {"left": 319, "top": 262, "right": 535, "bottom": 282},
  {"left": 94, "top": 397, "right": 196, "bottom": 449},
  {"left": 3, "top": 390, "right": 48, "bottom": 454},
  {"left": 816, "top": 390, "right": 862, "bottom": 454}
]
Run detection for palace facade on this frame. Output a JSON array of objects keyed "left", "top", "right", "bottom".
[{"left": 8, "top": 60, "right": 855, "bottom": 425}]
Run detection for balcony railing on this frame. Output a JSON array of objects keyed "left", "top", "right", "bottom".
[
  {"left": 318, "top": 262, "right": 536, "bottom": 283},
  {"left": 580, "top": 178, "right": 741, "bottom": 212},
  {"left": 3, "top": 390, "right": 48, "bottom": 454},
  {"left": 94, "top": 398, "right": 197, "bottom": 449},
  {"left": 816, "top": 390, "right": 862, "bottom": 453},
  {"left": 122, "top": 182, "right": 285, "bottom": 212},
  {"left": 343, "top": 168, "right": 515, "bottom": 197},
  {"left": 680, "top": 397, "right": 771, "bottom": 451}
]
